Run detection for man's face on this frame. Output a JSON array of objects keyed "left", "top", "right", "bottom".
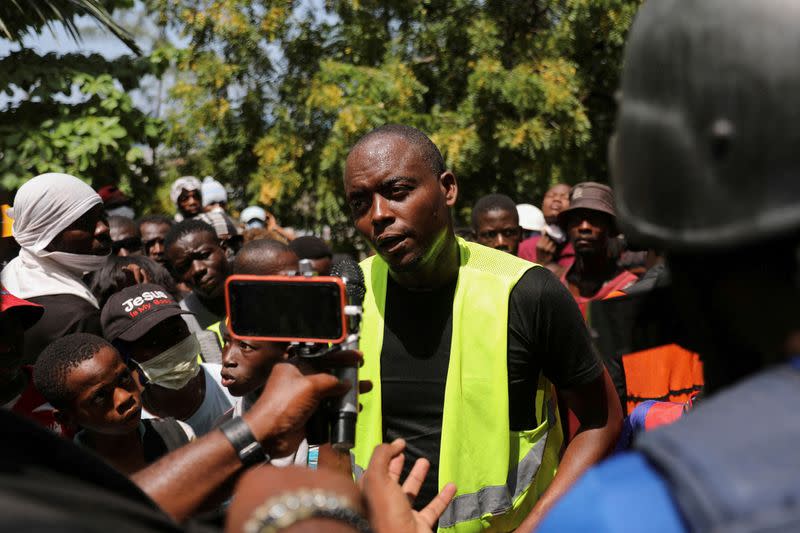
[
  {"left": 177, "top": 189, "right": 202, "bottom": 217},
  {"left": 109, "top": 221, "right": 142, "bottom": 257},
  {"left": 61, "top": 346, "right": 141, "bottom": 435},
  {"left": 220, "top": 328, "right": 286, "bottom": 397},
  {"left": 46, "top": 205, "right": 111, "bottom": 256},
  {"left": 140, "top": 222, "right": 171, "bottom": 264},
  {"left": 308, "top": 257, "right": 331, "bottom": 276},
  {"left": 126, "top": 316, "right": 191, "bottom": 365},
  {"left": 0, "top": 313, "right": 25, "bottom": 391},
  {"left": 542, "top": 184, "right": 571, "bottom": 222},
  {"left": 166, "top": 231, "right": 229, "bottom": 298},
  {"left": 344, "top": 136, "right": 457, "bottom": 272},
  {"left": 566, "top": 208, "right": 613, "bottom": 255},
  {"left": 475, "top": 209, "right": 522, "bottom": 255}
]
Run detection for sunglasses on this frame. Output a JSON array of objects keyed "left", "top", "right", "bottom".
[{"left": 111, "top": 237, "right": 143, "bottom": 253}]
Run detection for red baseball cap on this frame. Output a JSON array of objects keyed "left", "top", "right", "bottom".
[{"left": 1, "top": 286, "right": 44, "bottom": 330}]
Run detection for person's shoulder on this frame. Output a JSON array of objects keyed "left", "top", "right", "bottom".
[
  {"left": 538, "top": 452, "right": 687, "bottom": 532},
  {"left": 509, "top": 264, "right": 563, "bottom": 302}
]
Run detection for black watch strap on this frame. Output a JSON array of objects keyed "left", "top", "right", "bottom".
[{"left": 220, "top": 416, "right": 269, "bottom": 467}]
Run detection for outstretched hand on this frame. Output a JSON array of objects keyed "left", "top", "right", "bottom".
[
  {"left": 361, "top": 439, "right": 457, "bottom": 533},
  {"left": 243, "top": 351, "right": 370, "bottom": 458}
]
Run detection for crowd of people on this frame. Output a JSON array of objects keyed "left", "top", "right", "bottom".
[{"left": 2, "top": 0, "right": 800, "bottom": 531}]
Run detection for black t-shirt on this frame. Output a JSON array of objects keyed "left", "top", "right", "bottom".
[
  {"left": 381, "top": 266, "right": 602, "bottom": 507},
  {"left": 24, "top": 294, "right": 102, "bottom": 363}
]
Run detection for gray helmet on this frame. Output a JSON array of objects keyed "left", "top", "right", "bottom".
[{"left": 612, "top": 0, "right": 800, "bottom": 251}]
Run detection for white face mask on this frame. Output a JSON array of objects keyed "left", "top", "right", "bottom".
[
  {"left": 38, "top": 250, "right": 109, "bottom": 275},
  {"left": 135, "top": 334, "right": 201, "bottom": 390}
]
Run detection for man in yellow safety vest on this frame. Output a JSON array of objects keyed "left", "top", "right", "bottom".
[{"left": 344, "top": 124, "right": 622, "bottom": 532}]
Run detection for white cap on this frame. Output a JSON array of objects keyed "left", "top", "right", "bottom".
[
  {"left": 201, "top": 176, "right": 227, "bottom": 207},
  {"left": 516, "top": 204, "right": 545, "bottom": 232},
  {"left": 240, "top": 205, "right": 267, "bottom": 225}
]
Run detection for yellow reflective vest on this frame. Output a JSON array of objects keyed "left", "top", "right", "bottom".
[{"left": 353, "top": 239, "right": 563, "bottom": 532}]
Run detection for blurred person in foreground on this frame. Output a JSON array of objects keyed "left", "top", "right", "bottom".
[
  {"left": 102, "top": 284, "right": 233, "bottom": 436},
  {"left": 138, "top": 214, "right": 173, "bottom": 266},
  {"left": 0, "top": 286, "right": 71, "bottom": 436},
  {"left": 518, "top": 183, "right": 574, "bottom": 272},
  {"left": 171, "top": 176, "right": 203, "bottom": 222},
  {"left": 0, "top": 339, "right": 372, "bottom": 528},
  {"left": 289, "top": 235, "right": 333, "bottom": 275},
  {"left": 471, "top": 193, "right": 523, "bottom": 255},
  {"left": 34, "top": 333, "right": 194, "bottom": 475},
  {"left": 1, "top": 173, "right": 111, "bottom": 361},
  {"left": 108, "top": 215, "right": 143, "bottom": 257},
  {"left": 166, "top": 220, "right": 231, "bottom": 332},
  {"left": 559, "top": 182, "right": 638, "bottom": 317},
  {"left": 538, "top": 1, "right": 800, "bottom": 530},
  {"left": 344, "top": 124, "right": 621, "bottom": 532}
]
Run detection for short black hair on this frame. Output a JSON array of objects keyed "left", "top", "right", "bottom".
[
  {"left": 471, "top": 194, "right": 519, "bottom": 229},
  {"left": 289, "top": 236, "right": 332, "bottom": 260},
  {"left": 108, "top": 215, "right": 139, "bottom": 234},
  {"left": 138, "top": 214, "right": 173, "bottom": 228},
  {"left": 234, "top": 238, "right": 296, "bottom": 275},
  {"left": 90, "top": 255, "right": 179, "bottom": 308},
  {"left": 164, "top": 219, "right": 217, "bottom": 252},
  {"left": 34, "top": 333, "right": 114, "bottom": 409},
  {"left": 350, "top": 124, "right": 446, "bottom": 177}
]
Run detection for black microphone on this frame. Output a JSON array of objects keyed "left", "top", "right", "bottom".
[{"left": 329, "top": 257, "right": 365, "bottom": 450}]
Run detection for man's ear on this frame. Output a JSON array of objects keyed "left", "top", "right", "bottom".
[{"left": 439, "top": 170, "right": 458, "bottom": 208}]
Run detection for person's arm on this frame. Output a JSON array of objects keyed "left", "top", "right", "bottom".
[
  {"left": 131, "top": 360, "right": 355, "bottom": 522},
  {"left": 508, "top": 268, "right": 622, "bottom": 531},
  {"left": 518, "top": 369, "right": 622, "bottom": 531}
]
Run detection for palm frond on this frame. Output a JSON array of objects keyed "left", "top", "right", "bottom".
[{"left": 0, "top": 0, "right": 141, "bottom": 55}]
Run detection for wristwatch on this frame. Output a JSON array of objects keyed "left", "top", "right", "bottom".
[{"left": 219, "top": 416, "right": 269, "bottom": 467}]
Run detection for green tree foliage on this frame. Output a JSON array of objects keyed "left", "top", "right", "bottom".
[
  {"left": 156, "top": 0, "right": 641, "bottom": 235},
  {"left": 0, "top": 0, "right": 166, "bottom": 209}
]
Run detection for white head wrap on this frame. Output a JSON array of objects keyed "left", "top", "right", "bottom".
[
  {"left": 170, "top": 176, "right": 202, "bottom": 205},
  {"left": 9, "top": 173, "right": 102, "bottom": 253},
  {"left": 1, "top": 173, "right": 106, "bottom": 307},
  {"left": 201, "top": 176, "right": 227, "bottom": 207}
]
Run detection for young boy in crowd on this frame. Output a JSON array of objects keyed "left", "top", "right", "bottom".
[
  {"left": 0, "top": 286, "right": 70, "bottom": 436},
  {"left": 101, "top": 284, "right": 234, "bottom": 436},
  {"left": 33, "top": 333, "right": 194, "bottom": 475},
  {"left": 218, "top": 238, "right": 310, "bottom": 467}
]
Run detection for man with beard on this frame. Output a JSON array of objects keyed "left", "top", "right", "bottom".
[
  {"left": 559, "top": 182, "right": 638, "bottom": 316},
  {"left": 345, "top": 124, "right": 621, "bottom": 532}
]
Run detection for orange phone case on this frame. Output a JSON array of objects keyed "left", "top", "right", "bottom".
[{"left": 224, "top": 274, "right": 348, "bottom": 344}]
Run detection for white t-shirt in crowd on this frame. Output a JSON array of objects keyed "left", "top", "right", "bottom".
[{"left": 141, "top": 363, "right": 234, "bottom": 436}]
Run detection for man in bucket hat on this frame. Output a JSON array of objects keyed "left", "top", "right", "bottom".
[{"left": 559, "top": 182, "right": 638, "bottom": 316}]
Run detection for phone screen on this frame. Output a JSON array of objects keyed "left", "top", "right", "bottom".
[{"left": 227, "top": 277, "right": 345, "bottom": 342}]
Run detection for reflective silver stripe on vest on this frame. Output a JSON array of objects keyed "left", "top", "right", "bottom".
[
  {"left": 351, "top": 452, "right": 364, "bottom": 479},
  {"left": 438, "top": 398, "right": 557, "bottom": 529}
]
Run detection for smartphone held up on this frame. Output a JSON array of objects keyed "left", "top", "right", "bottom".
[{"left": 224, "top": 257, "right": 366, "bottom": 451}]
